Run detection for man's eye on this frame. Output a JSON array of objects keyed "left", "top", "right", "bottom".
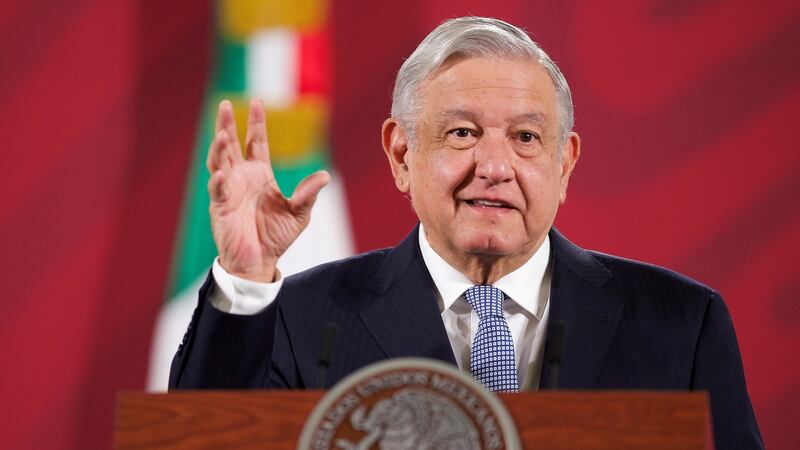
[
  {"left": 518, "top": 131, "right": 539, "bottom": 143},
  {"left": 450, "top": 128, "right": 473, "bottom": 138}
]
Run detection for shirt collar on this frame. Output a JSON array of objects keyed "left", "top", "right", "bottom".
[{"left": 418, "top": 223, "right": 551, "bottom": 319}]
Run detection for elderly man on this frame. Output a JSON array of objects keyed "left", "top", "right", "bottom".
[{"left": 170, "top": 17, "right": 762, "bottom": 448}]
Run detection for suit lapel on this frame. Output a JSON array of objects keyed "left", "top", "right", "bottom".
[
  {"left": 357, "top": 226, "right": 624, "bottom": 383},
  {"left": 540, "top": 229, "right": 624, "bottom": 389},
  {"left": 359, "top": 226, "right": 458, "bottom": 366}
]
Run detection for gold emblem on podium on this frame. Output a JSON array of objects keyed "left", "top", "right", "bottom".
[{"left": 298, "top": 358, "right": 521, "bottom": 450}]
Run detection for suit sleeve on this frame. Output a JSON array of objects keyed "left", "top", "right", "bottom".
[
  {"left": 168, "top": 271, "right": 284, "bottom": 389},
  {"left": 691, "top": 291, "right": 763, "bottom": 449}
]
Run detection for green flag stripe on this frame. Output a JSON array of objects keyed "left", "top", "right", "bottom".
[
  {"left": 215, "top": 35, "right": 246, "bottom": 92},
  {"left": 274, "top": 152, "right": 328, "bottom": 197}
]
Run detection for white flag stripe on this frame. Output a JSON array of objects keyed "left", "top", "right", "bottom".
[
  {"left": 278, "top": 173, "right": 354, "bottom": 275},
  {"left": 146, "top": 276, "right": 204, "bottom": 391},
  {"left": 246, "top": 28, "right": 298, "bottom": 107}
]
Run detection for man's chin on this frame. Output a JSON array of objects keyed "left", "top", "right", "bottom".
[{"left": 458, "top": 235, "right": 518, "bottom": 258}]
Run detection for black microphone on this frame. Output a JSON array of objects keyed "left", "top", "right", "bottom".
[
  {"left": 546, "top": 321, "right": 566, "bottom": 389},
  {"left": 317, "top": 322, "right": 339, "bottom": 388}
]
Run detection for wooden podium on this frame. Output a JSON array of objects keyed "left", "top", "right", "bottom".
[{"left": 115, "top": 391, "right": 713, "bottom": 449}]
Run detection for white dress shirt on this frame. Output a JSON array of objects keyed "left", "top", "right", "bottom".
[
  {"left": 209, "top": 224, "right": 553, "bottom": 389},
  {"left": 417, "top": 224, "right": 552, "bottom": 389}
]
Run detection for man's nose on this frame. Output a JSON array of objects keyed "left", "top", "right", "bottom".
[{"left": 474, "top": 133, "right": 514, "bottom": 184}]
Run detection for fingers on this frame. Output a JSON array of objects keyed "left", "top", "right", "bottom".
[
  {"left": 245, "top": 98, "right": 272, "bottom": 164},
  {"left": 208, "top": 100, "right": 246, "bottom": 173},
  {"left": 288, "top": 170, "right": 331, "bottom": 216},
  {"left": 214, "top": 100, "right": 243, "bottom": 157},
  {"left": 208, "top": 170, "right": 228, "bottom": 203},
  {"left": 206, "top": 129, "right": 240, "bottom": 173}
]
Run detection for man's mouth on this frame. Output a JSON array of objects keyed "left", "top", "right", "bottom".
[{"left": 466, "top": 199, "right": 512, "bottom": 208}]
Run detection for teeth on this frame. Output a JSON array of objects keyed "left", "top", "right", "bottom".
[{"left": 472, "top": 200, "right": 506, "bottom": 207}]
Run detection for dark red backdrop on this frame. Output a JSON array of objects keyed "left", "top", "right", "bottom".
[{"left": 1, "top": 0, "right": 797, "bottom": 448}]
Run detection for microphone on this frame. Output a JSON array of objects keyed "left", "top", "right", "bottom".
[
  {"left": 545, "top": 321, "right": 566, "bottom": 389},
  {"left": 317, "top": 322, "right": 339, "bottom": 388}
]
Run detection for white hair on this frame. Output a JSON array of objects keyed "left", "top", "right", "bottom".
[{"left": 391, "top": 16, "right": 574, "bottom": 149}]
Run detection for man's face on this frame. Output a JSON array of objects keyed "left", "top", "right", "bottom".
[{"left": 383, "top": 56, "right": 579, "bottom": 273}]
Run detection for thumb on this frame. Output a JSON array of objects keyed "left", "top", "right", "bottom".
[{"left": 288, "top": 170, "right": 330, "bottom": 216}]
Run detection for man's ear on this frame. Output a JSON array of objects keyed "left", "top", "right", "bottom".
[
  {"left": 382, "top": 118, "right": 411, "bottom": 193},
  {"left": 558, "top": 131, "right": 581, "bottom": 204}
]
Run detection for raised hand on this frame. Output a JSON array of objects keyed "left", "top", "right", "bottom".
[{"left": 207, "top": 98, "right": 330, "bottom": 282}]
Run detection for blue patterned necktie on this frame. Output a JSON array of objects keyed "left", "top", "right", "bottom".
[{"left": 465, "top": 285, "right": 519, "bottom": 393}]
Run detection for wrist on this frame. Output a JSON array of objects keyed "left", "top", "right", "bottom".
[{"left": 218, "top": 258, "right": 279, "bottom": 283}]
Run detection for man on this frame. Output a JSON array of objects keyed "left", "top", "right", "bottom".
[{"left": 170, "top": 17, "right": 763, "bottom": 448}]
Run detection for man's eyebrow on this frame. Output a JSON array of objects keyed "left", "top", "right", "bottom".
[
  {"left": 510, "top": 112, "right": 549, "bottom": 126},
  {"left": 437, "top": 109, "right": 550, "bottom": 126}
]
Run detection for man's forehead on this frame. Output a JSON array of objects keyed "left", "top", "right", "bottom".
[
  {"left": 430, "top": 53, "right": 541, "bottom": 75},
  {"left": 427, "top": 55, "right": 549, "bottom": 83},
  {"left": 422, "top": 57, "right": 556, "bottom": 101}
]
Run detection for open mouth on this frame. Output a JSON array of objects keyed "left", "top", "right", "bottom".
[{"left": 465, "top": 199, "right": 513, "bottom": 209}]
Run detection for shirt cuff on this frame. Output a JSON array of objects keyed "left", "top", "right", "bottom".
[{"left": 209, "top": 257, "right": 284, "bottom": 315}]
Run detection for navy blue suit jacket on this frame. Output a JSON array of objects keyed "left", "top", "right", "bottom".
[{"left": 170, "top": 226, "right": 763, "bottom": 449}]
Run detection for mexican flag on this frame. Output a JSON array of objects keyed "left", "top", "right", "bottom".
[{"left": 146, "top": 0, "right": 353, "bottom": 390}]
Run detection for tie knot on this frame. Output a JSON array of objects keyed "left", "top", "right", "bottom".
[{"left": 464, "top": 285, "right": 505, "bottom": 319}]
